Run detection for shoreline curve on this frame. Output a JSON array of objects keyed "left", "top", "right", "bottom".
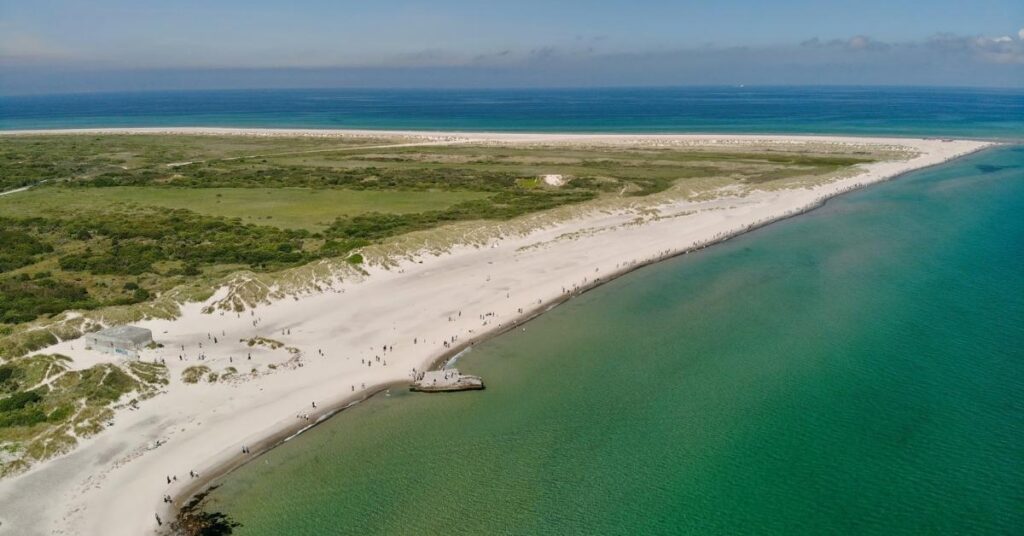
[{"left": 164, "top": 140, "right": 1000, "bottom": 529}]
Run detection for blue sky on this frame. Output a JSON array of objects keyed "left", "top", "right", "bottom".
[{"left": 1, "top": 0, "right": 1022, "bottom": 93}]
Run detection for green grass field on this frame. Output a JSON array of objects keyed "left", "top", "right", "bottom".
[{"left": 0, "top": 187, "right": 488, "bottom": 231}]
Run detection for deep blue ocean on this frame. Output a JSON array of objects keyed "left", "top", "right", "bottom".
[{"left": 1, "top": 86, "right": 1022, "bottom": 139}]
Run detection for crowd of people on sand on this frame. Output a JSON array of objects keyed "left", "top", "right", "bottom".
[{"left": 295, "top": 400, "right": 320, "bottom": 421}]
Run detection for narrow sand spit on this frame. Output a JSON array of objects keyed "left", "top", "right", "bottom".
[{"left": 0, "top": 131, "right": 992, "bottom": 536}]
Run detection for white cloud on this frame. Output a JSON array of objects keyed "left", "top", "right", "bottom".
[{"left": 847, "top": 35, "right": 869, "bottom": 49}]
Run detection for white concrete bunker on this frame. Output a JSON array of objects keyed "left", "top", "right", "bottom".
[
  {"left": 84, "top": 326, "right": 154, "bottom": 358},
  {"left": 410, "top": 368, "right": 484, "bottom": 392}
]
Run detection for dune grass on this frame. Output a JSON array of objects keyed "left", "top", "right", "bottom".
[{"left": 0, "top": 353, "right": 168, "bottom": 476}]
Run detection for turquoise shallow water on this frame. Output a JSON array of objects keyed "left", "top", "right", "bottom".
[{"left": 202, "top": 147, "right": 1024, "bottom": 534}]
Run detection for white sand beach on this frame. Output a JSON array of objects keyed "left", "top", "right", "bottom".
[{"left": 0, "top": 131, "right": 991, "bottom": 536}]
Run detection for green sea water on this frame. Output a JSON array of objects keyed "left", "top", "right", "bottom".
[{"left": 203, "top": 146, "right": 1024, "bottom": 535}]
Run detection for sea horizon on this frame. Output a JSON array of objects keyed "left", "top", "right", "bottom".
[{"left": 2, "top": 86, "right": 1022, "bottom": 140}]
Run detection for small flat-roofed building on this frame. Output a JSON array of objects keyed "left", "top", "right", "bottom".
[{"left": 84, "top": 326, "right": 153, "bottom": 358}]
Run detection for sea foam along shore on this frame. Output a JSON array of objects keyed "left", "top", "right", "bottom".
[{"left": 0, "top": 131, "right": 992, "bottom": 536}]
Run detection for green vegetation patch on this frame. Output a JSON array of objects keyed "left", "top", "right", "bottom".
[
  {"left": 0, "top": 134, "right": 877, "bottom": 330},
  {"left": 0, "top": 134, "right": 395, "bottom": 192},
  {"left": 0, "top": 208, "right": 327, "bottom": 324},
  {"left": 181, "top": 365, "right": 212, "bottom": 384},
  {"left": 0, "top": 274, "right": 97, "bottom": 324},
  {"left": 0, "top": 229, "right": 53, "bottom": 272},
  {"left": 244, "top": 337, "right": 284, "bottom": 349}
]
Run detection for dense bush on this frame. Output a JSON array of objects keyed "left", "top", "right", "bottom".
[
  {"left": 325, "top": 190, "right": 596, "bottom": 241},
  {"left": 0, "top": 390, "right": 46, "bottom": 428},
  {"left": 0, "top": 365, "right": 14, "bottom": 386},
  {"left": 0, "top": 277, "right": 97, "bottom": 324},
  {"left": 0, "top": 389, "right": 42, "bottom": 412},
  {"left": 23, "top": 208, "right": 317, "bottom": 276},
  {"left": 0, "top": 206, "right": 335, "bottom": 323},
  {"left": 0, "top": 229, "right": 53, "bottom": 272},
  {"left": 86, "top": 165, "right": 530, "bottom": 192},
  {"left": 60, "top": 243, "right": 166, "bottom": 275},
  {"left": 0, "top": 405, "right": 47, "bottom": 428}
]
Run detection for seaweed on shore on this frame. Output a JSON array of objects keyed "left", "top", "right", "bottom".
[{"left": 172, "top": 488, "right": 241, "bottom": 536}]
